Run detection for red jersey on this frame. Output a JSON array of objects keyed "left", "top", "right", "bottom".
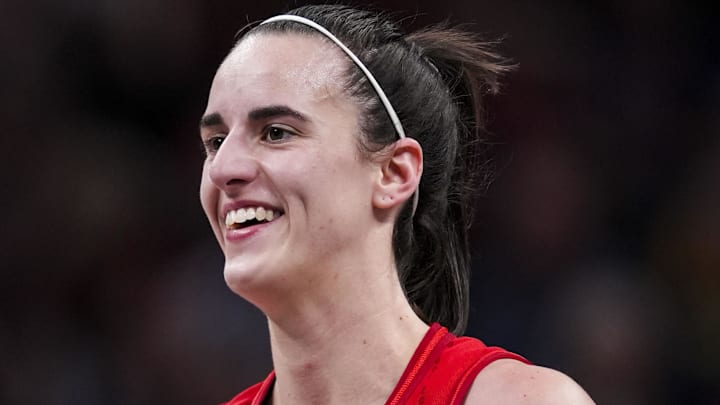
[{"left": 223, "top": 323, "right": 529, "bottom": 405}]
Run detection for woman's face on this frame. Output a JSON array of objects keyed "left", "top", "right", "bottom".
[{"left": 200, "top": 33, "right": 380, "bottom": 300}]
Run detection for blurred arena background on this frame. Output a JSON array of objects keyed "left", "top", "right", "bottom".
[{"left": 1, "top": 1, "right": 718, "bottom": 403}]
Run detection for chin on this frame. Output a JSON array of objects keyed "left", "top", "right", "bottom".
[
  {"left": 222, "top": 256, "right": 279, "bottom": 297},
  {"left": 224, "top": 260, "right": 258, "bottom": 289}
]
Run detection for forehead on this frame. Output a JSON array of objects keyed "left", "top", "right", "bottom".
[{"left": 209, "top": 33, "right": 349, "bottom": 109}]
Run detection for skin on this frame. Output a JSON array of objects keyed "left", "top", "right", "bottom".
[{"left": 200, "top": 32, "right": 594, "bottom": 405}]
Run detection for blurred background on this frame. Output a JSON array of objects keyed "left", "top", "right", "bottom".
[{"left": 1, "top": 0, "right": 718, "bottom": 404}]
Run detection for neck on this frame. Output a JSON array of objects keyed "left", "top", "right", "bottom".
[{"left": 266, "top": 270, "right": 428, "bottom": 405}]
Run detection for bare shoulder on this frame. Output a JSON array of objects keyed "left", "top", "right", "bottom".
[{"left": 464, "top": 359, "right": 595, "bottom": 405}]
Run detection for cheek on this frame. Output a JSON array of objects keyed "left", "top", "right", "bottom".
[
  {"left": 200, "top": 169, "right": 226, "bottom": 248},
  {"left": 304, "top": 155, "right": 370, "bottom": 215},
  {"left": 199, "top": 168, "right": 217, "bottom": 221}
]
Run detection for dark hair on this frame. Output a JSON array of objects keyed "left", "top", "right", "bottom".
[{"left": 244, "top": 4, "right": 512, "bottom": 335}]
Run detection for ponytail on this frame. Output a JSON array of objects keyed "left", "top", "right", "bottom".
[{"left": 400, "top": 27, "right": 513, "bottom": 333}]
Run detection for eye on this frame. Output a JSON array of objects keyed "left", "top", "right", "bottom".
[
  {"left": 263, "top": 125, "right": 295, "bottom": 143},
  {"left": 202, "top": 135, "right": 225, "bottom": 155}
]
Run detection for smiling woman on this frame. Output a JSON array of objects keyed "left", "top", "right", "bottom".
[{"left": 199, "top": 4, "right": 594, "bottom": 405}]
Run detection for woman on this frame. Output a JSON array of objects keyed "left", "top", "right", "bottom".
[{"left": 199, "top": 4, "right": 594, "bottom": 404}]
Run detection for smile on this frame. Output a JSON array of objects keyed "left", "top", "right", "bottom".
[{"left": 225, "top": 206, "right": 283, "bottom": 230}]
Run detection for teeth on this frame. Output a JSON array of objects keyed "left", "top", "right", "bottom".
[{"left": 225, "top": 206, "right": 281, "bottom": 227}]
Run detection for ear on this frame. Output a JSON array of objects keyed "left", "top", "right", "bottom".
[{"left": 372, "top": 137, "right": 423, "bottom": 210}]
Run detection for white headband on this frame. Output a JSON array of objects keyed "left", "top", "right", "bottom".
[{"left": 260, "top": 14, "right": 419, "bottom": 215}]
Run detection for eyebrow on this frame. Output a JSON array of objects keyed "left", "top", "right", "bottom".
[
  {"left": 248, "top": 105, "right": 309, "bottom": 123},
  {"left": 199, "top": 112, "right": 225, "bottom": 129},
  {"left": 199, "top": 105, "right": 309, "bottom": 130}
]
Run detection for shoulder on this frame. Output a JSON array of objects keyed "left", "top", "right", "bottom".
[{"left": 464, "top": 359, "right": 595, "bottom": 405}]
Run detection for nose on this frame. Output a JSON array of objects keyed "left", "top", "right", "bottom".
[{"left": 207, "top": 133, "right": 260, "bottom": 192}]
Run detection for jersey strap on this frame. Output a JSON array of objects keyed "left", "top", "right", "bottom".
[{"left": 384, "top": 323, "right": 530, "bottom": 405}]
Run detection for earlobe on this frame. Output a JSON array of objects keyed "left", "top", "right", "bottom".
[{"left": 372, "top": 138, "right": 423, "bottom": 210}]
